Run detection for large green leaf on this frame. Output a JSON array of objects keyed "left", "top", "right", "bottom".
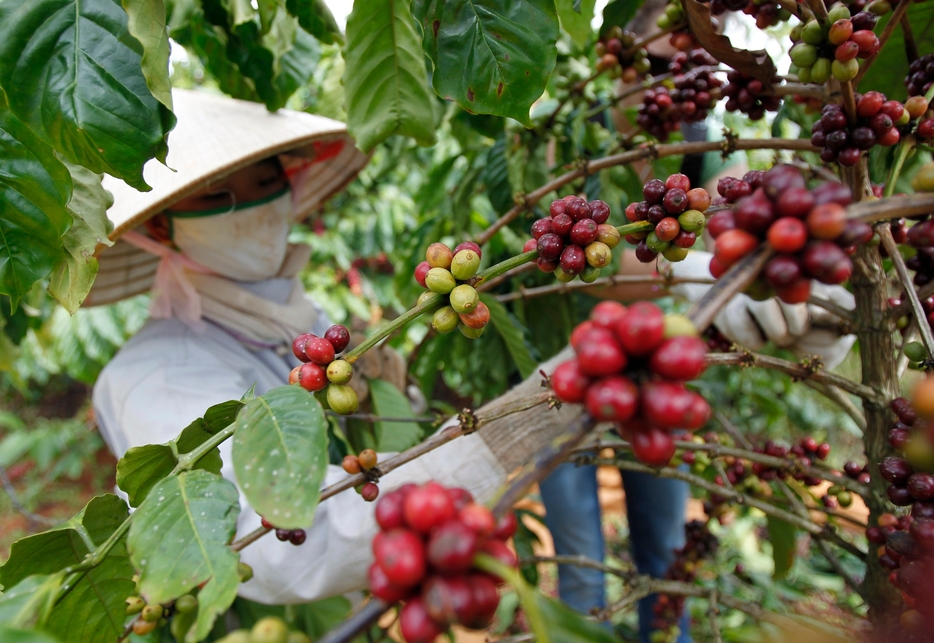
[
  {"left": 128, "top": 470, "right": 241, "bottom": 642},
  {"left": 285, "top": 0, "right": 342, "bottom": 44},
  {"left": 0, "top": 98, "right": 72, "bottom": 310},
  {"left": 484, "top": 138, "right": 513, "bottom": 215},
  {"left": 122, "top": 0, "right": 174, "bottom": 110},
  {"left": 480, "top": 294, "right": 537, "bottom": 378},
  {"left": 0, "top": 625, "right": 62, "bottom": 643},
  {"left": 232, "top": 386, "right": 328, "bottom": 529},
  {"left": 555, "top": 0, "right": 596, "bottom": 48},
  {"left": 48, "top": 161, "right": 114, "bottom": 314},
  {"left": 767, "top": 515, "right": 797, "bottom": 580},
  {"left": 0, "top": 0, "right": 174, "bottom": 190},
  {"left": 367, "top": 378, "right": 423, "bottom": 452},
  {"left": 415, "top": 0, "right": 559, "bottom": 127},
  {"left": 116, "top": 398, "right": 242, "bottom": 507},
  {"left": 343, "top": 0, "right": 438, "bottom": 152},
  {"left": 858, "top": 3, "right": 934, "bottom": 101},
  {"left": 0, "top": 574, "right": 63, "bottom": 628},
  {"left": 45, "top": 496, "right": 135, "bottom": 643}
]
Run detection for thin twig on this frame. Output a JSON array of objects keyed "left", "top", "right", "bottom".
[
  {"left": 476, "top": 262, "right": 537, "bottom": 292},
  {"left": 519, "top": 554, "right": 629, "bottom": 580},
  {"left": 847, "top": 193, "right": 934, "bottom": 224},
  {"left": 317, "top": 600, "right": 387, "bottom": 643},
  {"left": 0, "top": 463, "right": 56, "bottom": 529},
  {"left": 495, "top": 274, "right": 716, "bottom": 303},
  {"left": 705, "top": 351, "right": 883, "bottom": 404},
  {"left": 901, "top": 11, "right": 918, "bottom": 62},
  {"left": 323, "top": 412, "right": 439, "bottom": 424},
  {"left": 802, "top": 380, "right": 867, "bottom": 433},
  {"left": 879, "top": 224, "right": 934, "bottom": 360},
  {"left": 808, "top": 295, "right": 856, "bottom": 326},
  {"left": 708, "top": 589, "right": 723, "bottom": 643}
]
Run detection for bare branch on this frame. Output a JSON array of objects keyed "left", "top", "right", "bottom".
[{"left": 879, "top": 223, "right": 934, "bottom": 360}]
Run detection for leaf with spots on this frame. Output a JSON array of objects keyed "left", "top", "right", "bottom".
[
  {"left": 127, "top": 470, "right": 241, "bottom": 643},
  {"left": 415, "top": 0, "right": 559, "bottom": 127},
  {"left": 232, "top": 385, "right": 329, "bottom": 530}
]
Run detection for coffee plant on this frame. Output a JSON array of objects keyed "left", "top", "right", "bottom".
[{"left": 3, "top": 0, "right": 934, "bottom": 641}]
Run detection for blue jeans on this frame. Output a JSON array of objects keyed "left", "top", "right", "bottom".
[{"left": 539, "top": 463, "right": 693, "bottom": 643}]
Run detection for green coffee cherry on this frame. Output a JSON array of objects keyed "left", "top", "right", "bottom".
[
  {"left": 450, "top": 250, "right": 481, "bottom": 280},
  {"left": 216, "top": 630, "right": 252, "bottom": 643},
  {"left": 449, "top": 284, "right": 479, "bottom": 314},
  {"left": 554, "top": 266, "right": 576, "bottom": 283},
  {"left": 584, "top": 241, "right": 612, "bottom": 269},
  {"left": 678, "top": 209, "right": 706, "bottom": 233},
  {"left": 810, "top": 58, "right": 832, "bottom": 84},
  {"left": 326, "top": 359, "right": 353, "bottom": 385},
  {"left": 790, "top": 43, "right": 819, "bottom": 69},
  {"left": 251, "top": 617, "right": 290, "bottom": 643},
  {"left": 797, "top": 65, "right": 812, "bottom": 84},
  {"left": 459, "top": 323, "right": 485, "bottom": 339},
  {"left": 425, "top": 268, "right": 457, "bottom": 294},
  {"left": 175, "top": 594, "right": 198, "bottom": 614},
  {"left": 126, "top": 596, "right": 145, "bottom": 616},
  {"left": 596, "top": 224, "right": 621, "bottom": 249},
  {"left": 327, "top": 385, "right": 359, "bottom": 415},
  {"left": 416, "top": 291, "right": 437, "bottom": 307},
  {"left": 832, "top": 58, "right": 858, "bottom": 82},
  {"left": 287, "top": 633, "right": 313, "bottom": 643},
  {"left": 579, "top": 265, "right": 601, "bottom": 283},
  {"left": 905, "top": 341, "right": 928, "bottom": 363},
  {"left": 827, "top": 3, "right": 851, "bottom": 22},
  {"left": 837, "top": 491, "right": 853, "bottom": 507},
  {"left": 802, "top": 20, "right": 824, "bottom": 45},
  {"left": 141, "top": 604, "right": 163, "bottom": 623},
  {"left": 432, "top": 306, "right": 460, "bottom": 333},
  {"left": 645, "top": 231, "right": 669, "bottom": 254},
  {"left": 663, "top": 314, "right": 697, "bottom": 338},
  {"left": 867, "top": 0, "right": 891, "bottom": 14},
  {"left": 662, "top": 246, "right": 689, "bottom": 262}
]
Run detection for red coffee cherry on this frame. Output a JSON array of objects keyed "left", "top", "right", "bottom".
[
  {"left": 292, "top": 333, "right": 314, "bottom": 362},
  {"left": 492, "top": 512, "right": 518, "bottom": 540},
  {"left": 649, "top": 336, "right": 708, "bottom": 381},
  {"left": 398, "top": 597, "right": 445, "bottom": 643},
  {"left": 367, "top": 561, "right": 410, "bottom": 603},
  {"left": 427, "top": 520, "right": 479, "bottom": 574},
  {"left": 303, "top": 336, "right": 335, "bottom": 366},
  {"left": 631, "top": 428, "right": 676, "bottom": 467},
  {"left": 375, "top": 489, "right": 408, "bottom": 531},
  {"left": 373, "top": 529, "right": 427, "bottom": 587},
  {"left": 403, "top": 482, "right": 457, "bottom": 533},
  {"left": 324, "top": 325, "right": 351, "bottom": 353},
  {"left": 614, "top": 302, "right": 665, "bottom": 357}
]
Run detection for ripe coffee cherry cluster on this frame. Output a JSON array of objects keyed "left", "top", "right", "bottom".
[
  {"left": 701, "top": 0, "right": 791, "bottom": 28},
  {"left": 526, "top": 196, "right": 620, "bottom": 283},
  {"left": 414, "top": 242, "right": 490, "bottom": 339},
  {"left": 906, "top": 53, "right": 934, "bottom": 98},
  {"left": 879, "top": 391, "right": 934, "bottom": 510},
  {"left": 624, "top": 173, "right": 709, "bottom": 263},
  {"left": 652, "top": 520, "right": 719, "bottom": 637},
  {"left": 789, "top": 7, "right": 879, "bottom": 84},
  {"left": 708, "top": 165, "right": 872, "bottom": 304},
  {"left": 290, "top": 325, "right": 359, "bottom": 415},
  {"left": 722, "top": 71, "right": 782, "bottom": 120},
  {"left": 259, "top": 517, "right": 308, "bottom": 546},
  {"left": 342, "top": 449, "right": 381, "bottom": 502},
  {"left": 368, "top": 482, "right": 518, "bottom": 643},
  {"left": 595, "top": 26, "right": 650, "bottom": 83},
  {"left": 552, "top": 301, "right": 710, "bottom": 467},
  {"left": 811, "top": 94, "right": 904, "bottom": 166},
  {"left": 843, "top": 460, "right": 872, "bottom": 485}
]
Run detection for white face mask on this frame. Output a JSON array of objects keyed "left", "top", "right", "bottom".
[{"left": 169, "top": 189, "right": 293, "bottom": 282}]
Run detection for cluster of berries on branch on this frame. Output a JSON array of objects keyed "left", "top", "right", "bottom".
[
  {"left": 342, "top": 448, "right": 381, "bottom": 501},
  {"left": 290, "top": 324, "right": 360, "bottom": 415},
  {"left": 526, "top": 196, "right": 620, "bottom": 283},
  {"left": 624, "top": 173, "right": 709, "bottom": 263},
  {"left": 722, "top": 71, "right": 782, "bottom": 120},
  {"left": 652, "top": 521, "right": 719, "bottom": 639},
  {"left": 414, "top": 242, "right": 490, "bottom": 339},
  {"left": 637, "top": 50, "right": 722, "bottom": 141},
  {"left": 707, "top": 165, "right": 873, "bottom": 304},
  {"left": 811, "top": 94, "right": 905, "bottom": 166},
  {"left": 368, "top": 482, "right": 518, "bottom": 643},
  {"left": 789, "top": 6, "right": 879, "bottom": 84},
  {"left": 551, "top": 301, "right": 710, "bottom": 467},
  {"left": 699, "top": 0, "right": 792, "bottom": 28},
  {"left": 259, "top": 516, "right": 307, "bottom": 546},
  {"left": 906, "top": 53, "right": 934, "bottom": 98},
  {"left": 595, "top": 26, "right": 650, "bottom": 83}
]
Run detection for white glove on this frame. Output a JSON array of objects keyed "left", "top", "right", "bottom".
[{"left": 663, "top": 251, "right": 856, "bottom": 369}]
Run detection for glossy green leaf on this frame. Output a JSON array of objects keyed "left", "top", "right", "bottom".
[
  {"left": 128, "top": 470, "right": 241, "bottom": 642},
  {"left": 0, "top": 574, "right": 63, "bottom": 628},
  {"left": 480, "top": 294, "right": 537, "bottom": 378},
  {"left": 285, "top": 0, "right": 342, "bottom": 44},
  {"left": 45, "top": 496, "right": 135, "bottom": 643},
  {"left": 858, "top": 3, "right": 934, "bottom": 101},
  {"left": 0, "top": 625, "right": 62, "bottom": 643},
  {"left": 484, "top": 138, "right": 514, "bottom": 214},
  {"left": 767, "top": 515, "right": 797, "bottom": 580},
  {"left": 232, "top": 386, "right": 328, "bottom": 529},
  {"left": 0, "top": 0, "right": 174, "bottom": 190},
  {"left": 122, "top": 0, "right": 174, "bottom": 111},
  {"left": 555, "top": 0, "right": 596, "bottom": 48},
  {"left": 416, "top": 0, "right": 559, "bottom": 126},
  {"left": 48, "top": 161, "right": 114, "bottom": 314},
  {"left": 0, "top": 98, "right": 72, "bottom": 310},
  {"left": 343, "top": 0, "right": 438, "bottom": 152},
  {"left": 116, "top": 398, "right": 242, "bottom": 507},
  {"left": 599, "top": 0, "right": 646, "bottom": 36},
  {"left": 367, "top": 378, "right": 423, "bottom": 452}
]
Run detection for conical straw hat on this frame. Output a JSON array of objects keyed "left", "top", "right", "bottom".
[{"left": 85, "top": 88, "right": 368, "bottom": 307}]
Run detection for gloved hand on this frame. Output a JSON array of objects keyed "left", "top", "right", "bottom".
[{"left": 662, "top": 250, "right": 856, "bottom": 369}]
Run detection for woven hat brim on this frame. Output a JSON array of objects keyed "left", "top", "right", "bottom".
[{"left": 85, "top": 89, "right": 368, "bottom": 307}]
